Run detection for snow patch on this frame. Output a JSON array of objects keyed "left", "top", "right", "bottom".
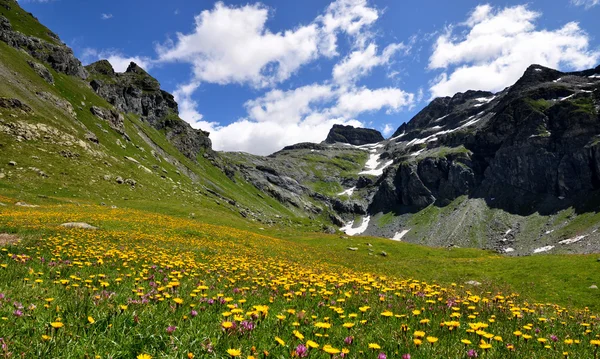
[
  {"left": 533, "top": 245, "right": 554, "bottom": 253},
  {"left": 545, "top": 229, "right": 554, "bottom": 235},
  {"left": 553, "top": 77, "right": 562, "bottom": 83},
  {"left": 503, "top": 247, "right": 515, "bottom": 253},
  {"left": 558, "top": 235, "right": 587, "bottom": 245},
  {"left": 337, "top": 187, "right": 356, "bottom": 197},
  {"left": 473, "top": 96, "right": 496, "bottom": 107},
  {"left": 433, "top": 115, "right": 449, "bottom": 122},
  {"left": 389, "top": 132, "right": 406, "bottom": 141},
  {"left": 362, "top": 153, "right": 381, "bottom": 170},
  {"left": 391, "top": 229, "right": 410, "bottom": 241},
  {"left": 534, "top": 68, "right": 543, "bottom": 72},
  {"left": 589, "top": 74, "right": 600, "bottom": 79},
  {"left": 559, "top": 94, "right": 575, "bottom": 101},
  {"left": 410, "top": 148, "right": 425, "bottom": 157},
  {"left": 340, "top": 216, "right": 371, "bottom": 236},
  {"left": 359, "top": 160, "right": 393, "bottom": 176}
]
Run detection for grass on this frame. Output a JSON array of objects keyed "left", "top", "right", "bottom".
[
  {"left": 525, "top": 98, "right": 552, "bottom": 113},
  {"left": 0, "top": 200, "right": 599, "bottom": 359}
]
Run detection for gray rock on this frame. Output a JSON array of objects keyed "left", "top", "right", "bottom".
[
  {"left": 115, "top": 176, "right": 124, "bottom": 184},
  {"left": 347, "top": 247, "right": 358, "bottom": 251},
  {"left": 124, "top": 178, "right": 136, "bottom": 186},
  {"left": 8, "top": 161, "right": 16, "bottom": 166},
  {"left": 0, "top": 97, "right": 32, "bottom": 112},
  {"left": 90, "top": 106, "right": 125, "bottom": 135},
  {"left": 325, "top": 124, "right": 384, "bottom": 145},
  {"left": 36, "top": 92, "right": 76, "bottom": 118},
  {"left": 124, "top": 156, "right": 139, "bottom": 164},
  {"left": 60, "top": 222, "right": 97, "bottom": 230},
  {"left": 0, "top": 15, "right": 88, "bottom": 79},
  {"left": 590, "top": 285, "right": 598, "bottom": 289},
  {"left": 465, "top": 280, "right": 482, "bottom": 286},
  {"left": 15, "top": 202, "right": 39, "bottom": 208},
  {"left": 27, "top": 60, "right": 53, "bottom": 84}
]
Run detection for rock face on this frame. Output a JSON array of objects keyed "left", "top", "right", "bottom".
[
  {"left": 90, "top": 106, "right": 125, "bottom": 135},
  {"left": 325, "top": 125, "right": 384, "bottom": 145},
  {"left": 27, "top": 60, "right": 53, "bottom": 84},
  {"left": 374, "top": 64, "right": 600, "bottom": 216},
  {"left": 86, "top": 60, "right": 212, "bottom": 161},
  {"left": 0, "top": 13, "right": 87, "bottom": 79}
]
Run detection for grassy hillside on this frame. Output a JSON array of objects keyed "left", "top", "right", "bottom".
[{"left": 0, "top": 200, "right": 599, "bottom": 358}]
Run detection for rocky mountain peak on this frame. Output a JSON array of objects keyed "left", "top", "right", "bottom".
[
  {"left": 325, "top": 124, "right": 384, "bottom": 145},
  {"left": 85, "top": 61, "right": 212, "bottom": 161},
  {"left": 86, "top": 59, "right": 115, "bottom": 76}
]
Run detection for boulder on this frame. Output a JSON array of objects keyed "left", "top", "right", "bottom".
[
  {"left": 27, "top": 60, "right": 53, "bottom": 84},
  {"left": 60, "top": 222, "right": 98, "bottom": 230}
]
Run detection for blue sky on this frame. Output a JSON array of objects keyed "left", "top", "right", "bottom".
[{"left": 19, "top": 0, "right": 600, "bottom": 155}]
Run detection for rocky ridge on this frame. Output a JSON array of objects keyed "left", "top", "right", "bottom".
[
  {"left": 0, "top": 1, "right": 87, "bottom": 79},
  {"left": 85, "top": 60, "right": 213, "bottom": 162}
]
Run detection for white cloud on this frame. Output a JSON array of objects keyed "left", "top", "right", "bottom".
[
  {"left": 571, "top": 0, "right": 600, "bottom": 9},
  {"left": 245, "top": 84, "right": 335, "bottom": 124},
  {"left": 335, "top": 87, "right": 414, "bottom": 116},
  {"left": 81, "top": 48, "right": 153, "bottom": 73},
  {"left": 101, "top": 13, "right": 113, "bottom": 20},
  {"left": 318, "top": 0, "right": 380, "bottom": 55},
  {"left": 428, "top": 4, "right": 600, "bottom": 98},
  {"left": 155, "top": 0, "right": 385, "bottom": 88},
  {"left": 156, "top": 2, "right": 321, "bottom": 88},
  {"left": 382, "top": 123, "right": 394, "bottom": 137},
  {"left": 178, "top": 82, "right": 413, "bottom": 155},
  {"left": 172, "top": 82, "right": 219, "bottom": 132},
  {"left": 332, "top": 42, "right": 407, "bottom": 85}
]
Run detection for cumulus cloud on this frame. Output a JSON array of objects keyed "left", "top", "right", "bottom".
[
  {"left": 179, "top": 82, "right": 413, "bottom": 155},
  {"left": 101, "top": 13, "right": 113, "bottom": 20},
  {"left": 162, "top": 0, "right": 412, "bottom": 155},
  {"left": 335, "top": 87, "right": 414, "bottom": 116},
  {"left": 332, "top": 42, "right": 407, "bottom": 85},
  {"left": 428, "top": 4, "right": 600, "bottom": 98},
  {"left": 156, "top": 2, "right": 321, "bottom": 88},
  {"left": 382, "top": 123, "right": 394, "bottom": 137},
  {"left": 81, "top": 48, "right": 153, "bottom": 73},
  {"left": 318, "top": 0, "right": 380, "bottom": 55},
  {"left": 571, "top": 0, "right": 600, "bottom": 9}
]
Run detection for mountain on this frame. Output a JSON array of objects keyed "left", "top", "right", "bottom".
[
  {"left": 223, "top": 64, "right": 600, "bottom": 255},
  {"left": 1, "top": 0, "right": 599, "bottom": 257},
  {"left": 324, "top": 124, "right": 384, "bottom": 145}
]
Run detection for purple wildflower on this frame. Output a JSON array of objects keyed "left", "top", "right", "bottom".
[
  {"left": 467, "top": 349, "right": 478, "bottom": 358},
  {"left": 295, "top": 344, "right": 308, "bottom": 358}
]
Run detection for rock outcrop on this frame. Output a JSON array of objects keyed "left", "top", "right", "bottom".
[
  {"left": 372, "top": 64, "right": 600, "bottom": 216},
  {"left": 0, "top": 10, "right": 87, "bottom": 79},
  {"left": 86, "top": 60, "right": 213, "bottom": 161},
  {"left": 325, "top": 124, "right": 384, "bottom": 145}
]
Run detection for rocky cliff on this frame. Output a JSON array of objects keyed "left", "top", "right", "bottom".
[
  {"left": 325, "top": 124, "right": 384, "bottom": 145},
  {"left": 86, "top": 60, "right": 213, "bottom": 161},
  {"left": 0, "top": 1, "right": 87, "bottom": 79}
]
